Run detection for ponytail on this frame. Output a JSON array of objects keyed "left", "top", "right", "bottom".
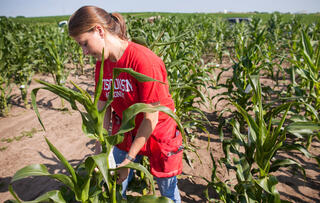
[{"left": 109, "top": 12, "right": 127, "bottom": 40}]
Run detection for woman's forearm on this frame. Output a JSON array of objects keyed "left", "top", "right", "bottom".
[{"left": 127, "top": 107, "right": 159, "bottom": 160}]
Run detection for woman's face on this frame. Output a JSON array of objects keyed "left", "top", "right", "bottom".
[{"left": 73, "top": 26, "right": 106, "bottom": 60}]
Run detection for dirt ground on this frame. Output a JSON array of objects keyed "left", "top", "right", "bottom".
[{"left": 0, "top": 66, "right": 319, "bottom": 203}]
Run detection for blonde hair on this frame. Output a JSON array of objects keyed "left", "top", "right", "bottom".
[{"left": 68, "top": 5, "right": 127, "bottom": 40}]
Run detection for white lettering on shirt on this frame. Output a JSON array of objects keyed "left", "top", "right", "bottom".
[{"left": 102, "top": 78, "right": 133, "bottom": 98}]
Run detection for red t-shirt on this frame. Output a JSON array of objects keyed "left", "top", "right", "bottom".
[
  {"left": 95, "top": 42, "right": 183, "bottom": 177},
  {"left": 95, "top": 41, "right": 175, "bottom": 140}
]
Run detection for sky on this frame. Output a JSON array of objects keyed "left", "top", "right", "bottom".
[{"left": 0, "top": 0, "right": 319, "bottom": 17}]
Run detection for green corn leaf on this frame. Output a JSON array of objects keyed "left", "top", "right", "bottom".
[
  {"left": 231, "top": 101, "right": 259, "bottom": 141},
  {"left": 80, "top": 157, "right": 96, "bottom": 202},
  {"left": 45, "top": 137, "right": 77, "bottom": 184},
  {"left": 280, "top": 143, "right": 312, "bottom": 159},
  {"left": 99, "top": 98, "right": 113, "bottom": 115},
  {"left": 91, "top": 153, "right": 110, "bottom": 191},
  {"left": 70, "top": 80, "right": 92, "bottom": 102},
  {"left": 301, "top": 29, "right": 313, "bottom": 59},
  {"left": 304, "top": 103, "right": 319, "bottom": 121},
  {"left": 172, "top": 85, "right": 207, "bottom": 103},
  {"left": 113, "top": 68, "right": 165, "bottom": 84},
  {"left": 113, "top": 162, "right": 156, "bottom": 195},
  {"left": 36, "top": 79, "right": 87, "bottom": 105},
  {"left": 230, "top": 119, "right": 246, "bottom": 144},
  {"left": 133, "top": 195, "right": 174, "bottom": 203},
  {"left": 265, "top": 102, "right": 294, "bottom": 123},
  {"left": 315, "top": 42, "right": 320, "bottom": 70},
  {"left": 11, "top": 164, "right": 50, "bottom": 182},
  {"left": 286, "top": 122, "right": 320, "bottom": 135},
  {"left": 269, "top": 158, "right": 306, "bottom": 177},
  {"left": 31, "top": 79, "right": 99, "bottom": 138},
  {"left": 302, "top": 49, "right": 317, "bottom": 73},
  {"left": 255, "top": 176, "right": 280, "bottom": 203},
  {"left": 49, "top": 174, "right": 75, "bottom": 191},
  {"left": 9, "top": 185, "right": 66, "bottom": 203},
  {"left": 106, "top": 67, "right": 163, "bottom": 104},
  {"left": 114, "top": 103, "right": 185, "bottom": 143},
  {"left": 30, "top": 87, "right": 45, "bottom": 131},
  {"left": 8, "top": 185, "right": 21, "bottom": 203},
  {"left": 93, "top": 48, "right": 105, "bottom": 107},
  {"left": 272, "top": 103, "right": 291, "bottom": 143},
  {"left": 10, "top": 163, "right": 74, "bottom": 191},
  {"left": 105, "top": 133, "right": 124, "bottom": 146},
  {"left": 301, "top": 30, "right": 317, "bottom": 73},
  {"left": 150, "top": 30, "right": 165, "bottom": 50},
  {"left": 25, "top": 190, "right": 66, "bottom": 203},
  {"left": 80, "top": 112, "right": 97, "bottom": 138}
]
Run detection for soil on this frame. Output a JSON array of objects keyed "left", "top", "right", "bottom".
[{"left": 0, "top": 64, "right": 319, "bottom": 203}]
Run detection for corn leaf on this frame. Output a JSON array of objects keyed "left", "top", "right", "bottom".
[
  {"left": 105, "top": 133, "right": 124, "bottom": 146},
  {"left": 45, "top": 137, "right": 78, "bottom": 185},
  {"left": 113, "top": 67, "right": 165, "bottom": 84},
  {"left": 10, "top": 163, "right": 75, "bottom": 191},
  {"left": 255, "top": 176, "right": 280, "bottom": 203},
  {"left": 133, "top": 195, "right": 174, "bottom": 203},
  {"left": 286, "top": 122, "right": 320, "bottom": 135},
  {"left": 93, "top": 49, "right": 105, "bottom": 107},
  {"left": 30, "top": 88, "right": 45, "bottom": 130},
  {"left": 80, "top": 112, "right": 97, "bottom": 138},
  {"left": 280, "top": 143, "right": 313, "bottom": 159},
  {"left": 91, "top": 153, "right": 110, "bottom": 191},
  {"left": 27, "top": 190, "right": 66, "bottom": 203},
  {"left": 9, "top": 185, "right": 66, "bottom": 203},
  {"left": 80, "top": 157, "right": 95, "bottom": 202},
  {"left": 301, "top": 29, "right": 314, "bottom": 61},
  {"left": 8, "top": 185, "right": 21, "bottom": 203},
  {"left": 114, "top": 103, "right": 185, "bottom": 143},
  {"left": 269, "top": 159, "right": 305, "bottom": 177},
  {"left": 11, "top": 164, "right": 50, "bottom": 182},
  {"left": 113, "top": 162, "right": 156, "bottom": 195}
]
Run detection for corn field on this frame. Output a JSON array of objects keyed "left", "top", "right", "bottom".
[{"left": 1, "top": 13, "right": 320, "bottom": 202}]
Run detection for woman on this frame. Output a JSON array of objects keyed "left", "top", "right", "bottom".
[{"left": 68, "top": 6, "right": 183, "bottom": 203}]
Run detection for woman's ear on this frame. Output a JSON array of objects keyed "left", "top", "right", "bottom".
[{"left": 94, "top": 25, "right": 105, "bottom": 38}]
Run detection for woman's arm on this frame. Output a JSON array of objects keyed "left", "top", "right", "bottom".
[
  {"left": 128, "top": 102, "right": 159, "bottom": 160},
  {"left": 117, "top": 102, "right": 159, "bottom": 183},
  {"left": 95, "top": 100, "right": 112, "bottom": 154}
]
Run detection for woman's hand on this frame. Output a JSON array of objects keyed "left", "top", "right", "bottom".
[{"left": 116, "top": 158, "right": 131, "bottom": 184}]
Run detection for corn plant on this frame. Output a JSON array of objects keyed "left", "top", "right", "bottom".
[
  {"left": 0, "top": 17, "right": 38, "bottom": 110},
  {"left": 211, "top": 25, "right": 270, "bottom": 130},
  {"left": 211, "top": 18, "right": 228, "bottom": 64},
  {"left": 0, "top": 74, "right": 12, "bottom": 116},
  {"left": 10, "top": 27, "right": 39, "bottom": 109},
  {"left": 38, "top": 25, "right": 71, "bottom": 107},
  {"left": 8, "top": 50, "right": 183, "bottom": 202},
  {"left": 286, "top": 28, "right": 320, "bottom": 148},
  {"left": 204, "top": 75, "right": 320, "bottom": 202},
  {"left": 0, "top": 20, "right": 11, "bottom": 115},
  {"left": 0, "top": 17, "right": 12, "bottom": 116}
]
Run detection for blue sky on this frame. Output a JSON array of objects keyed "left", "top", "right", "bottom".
[{"left": 1, "top": 0, "right": 319, "bottom": 17}]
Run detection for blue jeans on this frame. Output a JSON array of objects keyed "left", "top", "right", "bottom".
[{"left": 113, "top": 146, "right": 181, "bottom": 203}]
